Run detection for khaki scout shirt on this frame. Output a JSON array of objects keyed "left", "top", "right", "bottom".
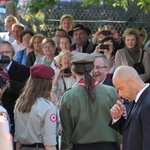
[{"left": 14, "top": 97, "right": 57, "bottom": 146}]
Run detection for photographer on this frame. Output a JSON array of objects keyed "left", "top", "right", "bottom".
[
  {"left": 52, "top": 50, "right": 77, "bottom": 107},
  {"left": 87, "top": 25, "right": 124, "bottom": 54},
  {"left": 94, "top": 37, "right": 116, "bottom": 78}
]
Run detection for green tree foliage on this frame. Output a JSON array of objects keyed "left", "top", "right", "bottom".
[
  {"left": 81, "top": 0, "right": 150, "bottom": 13},
  {"left": 25, "top": 0, "right": 57, "bottom": 14},
  {"left": 25, "top": 0, "right": 150, "bottom": 14}
]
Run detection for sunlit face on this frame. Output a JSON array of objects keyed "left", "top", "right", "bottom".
[
  {"left": 73, "top": 29, "right": 88, "bottom": 47},
  {"left": 12, "top": 26, "right": 24, "bottom": 41},
  {"left": 22, "top": 33, "right": 32, "bottom": 48},
  {"left": 92, "top": 57, "right": 108, "bottom": 83},
  {"left": 113, "top": 77, "right": 136, "bottom": 102},
  {"left": 59, "top": 37, "right": 71, "bottom": 50},
  {"left": 60, "top": 53, "right": 71, "bottom": 68},
  {"left": 125, "top": 35, "right": 137, "bottom": 49},
  {"left": 54, "top": 30, "right": 66, "bottom": 45},
  {"left": 33, "top": 37, "right": 43, "bottom": 52},
  {"left": 5, "top": 17, "right": 17, "bottom": 31},
  {"left": 0, "top": 44, "right": 14, "bottom": 60},
  {"left": 61, "top": 18, "right": 73, "bottom": 32},
  {"left": 42, "top": 42, "right": 56, "bottom": 56}
]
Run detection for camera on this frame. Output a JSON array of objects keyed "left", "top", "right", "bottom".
[
  {"left": 101, "top": 30, "right": 112, "bottom": 36},
  {"left": 64, "top": 68, "right": 71, "bottom": 74},
  {"left": 0, "top": 55, "right": 10, "bottom": 64},
  {"left": 100, "top": 44, "right": 109, "bottom": 50}
]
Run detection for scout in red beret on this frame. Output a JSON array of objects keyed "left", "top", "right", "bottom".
[{"left": 30, "top": 64, "right": 55, "bottom": 79}]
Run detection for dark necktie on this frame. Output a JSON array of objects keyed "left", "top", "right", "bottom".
[{"left": 127, "top": 101, "right": 136, "bottom": 118}]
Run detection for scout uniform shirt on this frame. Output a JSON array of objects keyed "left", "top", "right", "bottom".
[
  {"left": 14, "top": 97, "right": 57, "bottom": 146},
  {"left": 60, "top": 81, "right": 122, "bottom": 149}
]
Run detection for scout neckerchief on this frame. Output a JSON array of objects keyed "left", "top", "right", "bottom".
[{"left": 77, "top": 79, "right": 99, "bottom": 90}]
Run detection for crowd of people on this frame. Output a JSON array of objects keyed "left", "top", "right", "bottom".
[{"left": 0, "top": 13, "right": 150, "bottom": 150}]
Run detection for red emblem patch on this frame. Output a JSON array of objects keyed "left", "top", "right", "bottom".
[{"left": 50, "top": 114, "right": 56, "bottom": 122}]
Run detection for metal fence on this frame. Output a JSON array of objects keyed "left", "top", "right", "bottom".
[
  {"left": 1, "top": 1, "right": 150, "bottom": 41},
  {"left": 42, "top": 2, "right": 150, "bottom": 41}
]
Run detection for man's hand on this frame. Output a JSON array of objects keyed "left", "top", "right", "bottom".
[{"left": 110, "top": 100, "right": 125, "bottom": 119}]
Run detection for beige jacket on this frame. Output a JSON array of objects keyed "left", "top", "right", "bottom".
[{"left": 115, "top": 48, "right": 150, "bottom": 82}]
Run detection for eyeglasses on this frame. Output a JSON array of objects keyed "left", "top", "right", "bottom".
[
  {"left": 95, "top": 65, "right": 107, "bottom": 69},
  {"left": 0, "top": 51, "right": 12, "bottom": 55}
]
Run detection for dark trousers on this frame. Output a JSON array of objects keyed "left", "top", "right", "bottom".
[{"left": 73, "top": 142, "right": 120, "bottom": 150}]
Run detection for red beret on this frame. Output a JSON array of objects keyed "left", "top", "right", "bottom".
[
  {"left": 30, "top": 64, "right": 55, "bottom": 79},
  {"left": 0, "top": 71, "right": 9, "bottom": 88},
  {"left": 0, "top": 71, "right": 9, "bottom": 82}
]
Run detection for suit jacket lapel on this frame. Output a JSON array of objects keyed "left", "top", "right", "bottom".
[{"left": 124, "top": 85, "right": 150, "bottom": 129}]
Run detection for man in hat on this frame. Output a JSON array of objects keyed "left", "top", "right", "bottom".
[{"left": 68, "top": 24, "right": 92, "bottom": 54}]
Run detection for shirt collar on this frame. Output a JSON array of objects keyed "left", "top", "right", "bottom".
[
  {"left": 135, "top": 83, "right": 149, "bottom": 103},
  {"left": 4, "top": 61, "right": 12, "bottom": 73},
  {"left": 99, "top": 77, "right": 106, "bottom": 84}
]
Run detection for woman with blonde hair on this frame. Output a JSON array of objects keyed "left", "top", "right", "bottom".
[
  {"left": 59, "top": 14, "right": 74, "bottom": 33},
  {"left": 26, "top": 34, "right": 45, "bottom": 67},
  {"left": 115, "top": 27, "right": 150, "bottom": 82},
  {"left": 52, "top": 50, "right": 77, "bottom": 106},
  {"left": 137, "top": 27, "right": 147, "bottom": 49}
]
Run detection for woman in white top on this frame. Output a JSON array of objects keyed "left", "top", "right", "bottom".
[{"left": 52, "top": 50, "right": 77, "bottom": 106}]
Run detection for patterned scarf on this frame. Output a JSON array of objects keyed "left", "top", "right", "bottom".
[{"left": 124, "top": 46, "right": 140, "bottom": 67}]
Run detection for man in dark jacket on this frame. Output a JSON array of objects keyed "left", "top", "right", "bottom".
[
  {"left": 110, "top": 66, "right": 150, "bottom": 150},
  {"left": 68, "top": 24, "right": 92, "bottom": 54},
  {"left": 0, "top": 41, "right": 30, "bottom": 138},
  {"left": 91, "top": 52, "right": 113, "bottom": 86}
]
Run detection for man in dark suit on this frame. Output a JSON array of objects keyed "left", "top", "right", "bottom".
[
  {"left": 0, "top": 41, "right": 30, "bottom": 138},
  {"left": 110, "top": 66, "right": 150, "bottom": 150},
  {"left": 91, "top": 52, "right": 113, "bottom": 86}
]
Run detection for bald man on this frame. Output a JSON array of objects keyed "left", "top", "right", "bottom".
[{"left": 110, "top": 65, "right": 150, "bottom": 150}]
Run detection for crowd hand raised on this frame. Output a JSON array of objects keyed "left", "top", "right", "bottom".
[
  {"left": 94, "top": 43, "right": 104, "bottom": 53},
  {"left": 92, "top": 30, "right": 107, "bottom": 44},
  {"left": 110, "top": 100, "right": 125, "bottom": 119}
]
